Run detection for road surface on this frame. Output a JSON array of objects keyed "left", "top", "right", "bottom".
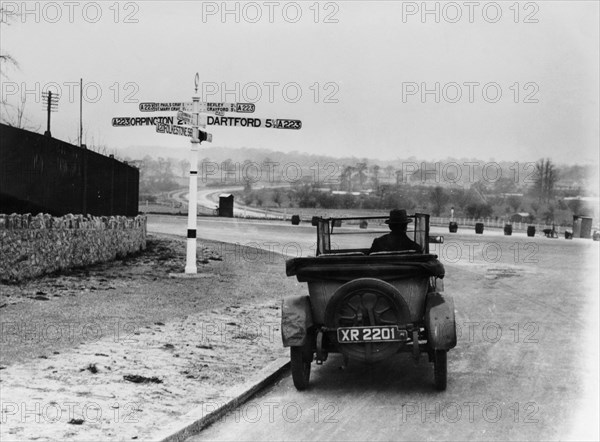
[
  {"left": 171, "top": 186, "right": 288, "bottom": 218},
  {"left": 146, "top": 215, "right": 599, "bottom": 441}
]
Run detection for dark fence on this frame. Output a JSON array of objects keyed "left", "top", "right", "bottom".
[{"left": 0, "top": 124, "right": 139, "bottom": 216}]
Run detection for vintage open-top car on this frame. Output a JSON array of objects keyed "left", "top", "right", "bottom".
[{"left": 282, "top": 213, "right": 456, "bottom": 390}]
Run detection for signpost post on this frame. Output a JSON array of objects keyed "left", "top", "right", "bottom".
[{"left": 185, "top": 75, "right": 201, "bottom": 274}]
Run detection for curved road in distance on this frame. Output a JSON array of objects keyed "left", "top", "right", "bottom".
[{"left": 172, "top": 186, "right": 288, "bottom": 218}]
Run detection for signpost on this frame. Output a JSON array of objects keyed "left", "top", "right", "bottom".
[
  {"left": 206, "top": 116, "right": 301, "bottom": 129},
  {"left": 156, "top": 122, "right": 193, "bottom": 137},
  {"left": 139, "top": 101, "right": 256, "bottom": 114},
  {"left": 112, "top": 116, "right": 174, "bottom": 127},
  {"left": 176, "top": 110, "right": 207, "bottom": 128},
  {"left": 156, "top": 122, "right": 212, "bottom": 142},
  {"left": 112, "top": 73, "right": 302, "bottom": 275}
]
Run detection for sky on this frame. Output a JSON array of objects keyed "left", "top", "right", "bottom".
[{"left": 1, "top": 1, "right": 599, "bottom": 165}]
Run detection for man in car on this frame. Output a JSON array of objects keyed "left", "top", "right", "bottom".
[{"left": 369, "top": 209, "right": 423, "bottom": 254}]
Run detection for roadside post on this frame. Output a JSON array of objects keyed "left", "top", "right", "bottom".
[{"left": 185, "top": 76, "right": 201, "bottom": 274}]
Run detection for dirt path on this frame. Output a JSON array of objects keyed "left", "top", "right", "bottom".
[{"left": 0, "top": 235, "right": 299, "bottom": 441}]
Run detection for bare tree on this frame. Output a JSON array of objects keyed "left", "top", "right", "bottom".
[
  {"left": 355, "top": 162, "right": 368, "bottom": 188},
  {"left": 179, "top": 159, "right": 188, "bottom": 177},
  {"left": 0, "top": 6, "right": 19, "bottom": 79},
  {"left": 471, "top": 180, "right": 488, "bottom": 204},
  {"left": 0, "top": 95, "right": 40, "bottom": 131},
  {"left": 567, "top": 198, "right": 583, "bottom": 216},
  {"left": 221, "top": 158, "right": 235, "bottom": 183},
  {"left": 395, "top": 169, "right": 403, "bottom": 185},
  {"left": 533, "top": 158, "right": 558, "bottom": 203},
  {"left": 384, "top": 165, "right": 395, "bottom": 179},
  {"left": 370, "top": 164, "right": 380, "bottom": 188},
  {"left": 157, "top": 157, "right": 174, "bottom": 181},
  {"left": 272, "top": 188, "right": 283, "bottom": 207},
  {"left": 507, "top": 195, "right": 522, "bottom": 213},
  {"left": 429, "top": 186, "right": 450, "bottom": 216},
  {"left": 1, "top": 95, "right": 24, "bottom": 127},
  {"left": 81, "top": 128, "right": 108, "bottom": 154},
  {"left": 542, "top": 205, "right": 555, "bottom": 224},
  {"left": 340, "top": 165, "right": 355, "bottom": 191},
  {"left": 1, "top": 7, "right": 22, "bottom": 121}
]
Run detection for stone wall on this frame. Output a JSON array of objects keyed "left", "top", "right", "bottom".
[{"left": 0, "top": 213, "right": 146, "bottom": 282}]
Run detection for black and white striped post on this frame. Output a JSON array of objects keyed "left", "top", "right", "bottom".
[{"left": 184, "top": 73, "right": 201, "bottom": 274}]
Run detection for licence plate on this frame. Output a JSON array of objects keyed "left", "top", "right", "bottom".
[{"left": 337, "top": 326, "right": 407, "bottom": 343}]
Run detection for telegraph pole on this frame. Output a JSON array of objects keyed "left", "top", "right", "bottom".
[
  {"left": 46, "top": 91, "right": 51, "bottom": 136},
  {"left": 42, "top": 91, "right": 58, "bottom": 137},
  {"left": 79, "top": 78, "right": 83, "bottom": 146}
]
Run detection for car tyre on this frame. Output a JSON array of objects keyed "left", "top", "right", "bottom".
[
  {"left": 291, "top": 345, "right": 311, "bottom": 391},
  {"left": 433, "top": 349, "right": 447, "bottom": 391}
]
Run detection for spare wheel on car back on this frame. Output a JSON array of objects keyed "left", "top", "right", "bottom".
[{"left": 325, "top": 278, "right": 411, "bottom": 363}]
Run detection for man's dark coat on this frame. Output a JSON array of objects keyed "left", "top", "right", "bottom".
[{"left": 369, "top": 231, "right": 423, "bottom": 254}]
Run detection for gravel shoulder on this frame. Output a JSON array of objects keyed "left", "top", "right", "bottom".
[{"left": 0, "top": 234, "right": 301, "bottom": 441}]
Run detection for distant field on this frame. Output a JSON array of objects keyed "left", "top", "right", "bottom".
[
  {"left": 260, "top": 207, "right": 391, "bottom": 218},
  {"left": 146, "top": 189, "right": 585, "bottom": 237}
]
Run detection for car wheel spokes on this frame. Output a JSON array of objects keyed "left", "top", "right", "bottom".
[
  {"left": 336, "top": 290, "right": 402, "bottom": 326},
  {"left": 326, "top": 278, "right": 411, "bottom": 363}
]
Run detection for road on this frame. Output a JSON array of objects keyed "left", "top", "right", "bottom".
[
  {"left": 171, "top": 186, "right": 288, "bottom": 218},
  {"left": 148, "top": 214, "right": 317, "bottom": 257},
  {"left": 146, "top": 215, "right": 600, "bottom": 441}
]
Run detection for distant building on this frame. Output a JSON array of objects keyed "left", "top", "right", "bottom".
[{"left": 511, "top": 212, "right": 532, "bottom": 223}]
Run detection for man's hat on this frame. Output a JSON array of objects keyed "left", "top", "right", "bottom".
[{"left": 385, "top": 209, "right": 412, "bottom": 225}]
